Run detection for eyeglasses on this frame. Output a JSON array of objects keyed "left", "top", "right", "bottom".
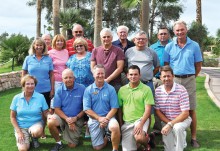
[
  {"left": 74, "top": 31, "right": 83, "bottom": 33},
  {"left": 135, "top": 38, "right": 147, "bottom": 41},
  {"left": 159, "top": 33, "right": 168, "bottom": 35},
  {"left": 75, "top": 45, "right": 84, "bottom": 48}
]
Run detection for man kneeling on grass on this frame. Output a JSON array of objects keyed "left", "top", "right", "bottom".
[
  {"left": 47, "top": 69, "right": 85, "bottom": 151},
  {"left": 155, "top": 65, "right": 192, "bottom": 151}
]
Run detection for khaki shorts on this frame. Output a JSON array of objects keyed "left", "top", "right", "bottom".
[
  {"left": 53, "top": 114, "right": 84, "bottom": 145},
  {"left": 121, "top": 118, "right": 150, "bottom": 151},
  {"left": 174, "top": 76, "right": 196, "bottom": 110},
  {"left": 15, "top": 122, "right": 43, "bottom": 147}
]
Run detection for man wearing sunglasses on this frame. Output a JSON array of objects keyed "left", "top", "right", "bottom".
[{"left": 66, "top": 24, "right": 94, "bottom": 56}]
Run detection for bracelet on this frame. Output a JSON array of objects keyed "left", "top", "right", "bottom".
[{"left": 167, "top": 122, "right": 173, "bottom": 128}]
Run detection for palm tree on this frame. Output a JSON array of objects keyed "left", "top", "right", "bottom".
[
  {"left": 36, "top": 0, "right": 41, "bottom": 37},
  {"left": 141, "top": 0, "right": 150, "bottom": 34},
  {"left": 53, "top": 0, "right": 60, "bottom": 35},
  {"left": 94, "top": 0, "right": 103, "bottom": 47},
  {"left": 122, "top": 0, "right": 150, "bottom": 34},
  {"left": 0, "top": 34, "right": 31, "bottom": 70},
  {"left": 196, "top": 0, "right": 202, "bottom": 24},
  {"left": 59, "top": 8, "right": 86, "bottom": 39}
]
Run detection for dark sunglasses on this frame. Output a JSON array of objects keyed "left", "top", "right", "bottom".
[
  {"left": 74, "top": 31, "right": 83, "bottom": 33},
  {"left": 75, "top": 45, "right": 84, "bottom": 48}
]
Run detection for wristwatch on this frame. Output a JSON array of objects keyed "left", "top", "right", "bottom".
[{"left": 167, "top": 122, "right": 173, "bottom": 128}]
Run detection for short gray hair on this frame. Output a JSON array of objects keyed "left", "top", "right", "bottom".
[
  {"left": 117, "top": 25, "right": 129, "bottom": 33},
  {"left": 62, "top": 68, "right": 74, "bottom": 78},
  {"left": 135, "top": 30, "right": 148, "bottom": 38},
  {"left": 93, "top": 64, "right": 106, "bottom": 74},
  {"left": 100, "top": 28, "right": 113, "bottom": 37},
  {"left": 173, "top": 20, "right": 187, "bottom": 30}
]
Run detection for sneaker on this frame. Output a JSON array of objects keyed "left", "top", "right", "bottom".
[
  {"left": 148, "top": 132, "right": 156, "bottom": 148},
  {"left": 105, "top": 131, "right": 111, "bottom": 142},
  {"left": 31, "top": 137, "right": 40, "bottom": 148},
  {"left": 191, "top": 139, "right": 200, "bottom": 148},
  {"left": 142, "top": 144, "right": 151, "bottom": 151},
  {"left": 84, "top": 131, "right": 91, "bottom": 138},
  {"left": 51, "top": 143, "right": 64, "bottom": 151}
]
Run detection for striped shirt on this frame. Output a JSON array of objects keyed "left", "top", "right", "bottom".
[{"left": 155, "top": 82, "right": 190, "bottom": 120}]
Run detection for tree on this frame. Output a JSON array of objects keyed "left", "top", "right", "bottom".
[
  {"left": 196, "top": 0, "right": 202, "bottom": 24},
  {"left": 94, "top": 0, "right": 103, "bottom": 47},
  {"left": 188, "top": 21, "right": 208, "bottom": 60},
  {"left": 0, "top": 34, "right": 31, "bottom": 70},
  {"left": 53, "top": 0, "right": 60, "bottom": 35},
  {"left": 59, "top": 8, "right": 87, "bottom": 39},
  {"left": 36, "top": 0, "right": 41, "bottom": 37},
  {"left": 141, "top": 0, "right": 150, "bottom": 34}
]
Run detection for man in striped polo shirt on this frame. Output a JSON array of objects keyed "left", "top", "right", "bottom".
[{"left": 155, "top": 65, "right": 192, "bottom": 151}]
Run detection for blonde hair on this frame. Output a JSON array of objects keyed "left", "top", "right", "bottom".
[
  {"left": 52, "top": 34, "right": 66, "bottom": 49},
  {"left": 28, "top": 37, "right": 48, "bottom": 55},
  {"left": 21, "top": 74, "right": 37, "bottom": 88},
  {"left": 73, "top": 37, "right": 88, "bottom": 51}
]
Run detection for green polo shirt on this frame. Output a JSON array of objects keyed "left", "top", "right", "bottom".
[{"left": 118, "top": 82, "right": 155, "bottom": 123}]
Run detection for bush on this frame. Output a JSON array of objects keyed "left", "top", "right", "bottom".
[{"left": 203, "top": 58, "right": 219, "bottom": 67}]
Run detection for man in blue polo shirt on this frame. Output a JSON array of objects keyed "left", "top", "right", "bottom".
[
  {"left": 83, "top": 64, "right": 120, "bottom": 151},
  {"left": 164, "top": 20, "right": 203, "bottom": 148},
  {"left": 47, "top": 69, "right": 85, "bottom": 151}
]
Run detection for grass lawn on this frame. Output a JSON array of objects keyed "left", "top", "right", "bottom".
[
  {"left": 0, "top": 77, "right": 220, "bottom": 151},
  {"left": 0, "top": 60, "right": 22, "bottom": 74}
]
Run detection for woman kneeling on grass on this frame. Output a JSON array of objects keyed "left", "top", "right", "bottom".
[{"left": 10, "top": 75, "right": 49, "bottom": 151}]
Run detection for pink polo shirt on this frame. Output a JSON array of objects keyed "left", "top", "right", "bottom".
[{"left": 48, "top": 49, "right": 69, "bottom": 82}]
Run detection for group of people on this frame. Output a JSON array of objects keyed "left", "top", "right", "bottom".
[{"left": 10, "top": 20, "right": 202, "bottom": 151}]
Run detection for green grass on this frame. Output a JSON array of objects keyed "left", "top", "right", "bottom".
[
  {"left": 0, "top": 60, "right": 22, "bottom": 74},
  {"left": 0, "top": 77, "right": 220, "bottom": 151}
]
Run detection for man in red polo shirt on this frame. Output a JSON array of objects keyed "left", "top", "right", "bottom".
[{"left": 66, "top": 24, "right": 94, "bottom": 56}]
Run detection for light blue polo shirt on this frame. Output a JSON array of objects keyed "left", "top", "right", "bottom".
[
  {"left": 54, "top": 82, "right": 85, "bottom": 117},
  {"left": 10, "top": 91, "right": 48, "bottom": 128},
  {"left": 22, "top": 55, "right": 53, "bottom": 93},
  {"left": 83, "top": 82, "right": 119, "bottom": 117},
  {"left": 164, "top": 37, "right": 203, "bottom": 75},
  {"left": 150, "top": 40, "right": 171, "bottom": 77}
]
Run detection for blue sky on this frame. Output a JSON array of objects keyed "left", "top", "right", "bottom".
[{"left": 0, "top": 0, "right": 219, "bottom": 38}]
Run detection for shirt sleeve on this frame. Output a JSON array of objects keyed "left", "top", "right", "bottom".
[
  {"left": 144, "top": 87, "right": 155, "bottom": 106},
  {"left": 179, "top": 86, "right": 190, "bottom": 111},
  {"left": 194, "top": 43, "right": 203, "bottom": 62},
  {"left": 22, "top": 56, "right": 28, "bottom": 70},
  {"left": 90, "top": 48, "right": 96, "bottom": 61},
  {"left": 117, "top": 89, "right": 123, "bottom": 107},
  {"left": 152, "top": 50, "right": 160, "bottom": 68},
  {"left": 116, "top": 47, "right": 125, "bottom": 61},
  {"left": 48, "top": 57, "right": 54, "bottom": 71},
  {"left": 83, "top": 87, "right": 92, "bottom": 111},
  {"left": 54, "top": 88, "right": 62, "bottom": 108},
  {"left": 10, "top": 95, "right": 18, "bottom": 111},
  {"left": 109, "top": 86, "right": 119, "bottom": 108},
  {"left": 40, "top": 94, "right": 49, "bottom": 111},
  {"left": 164, "top": 45, "right": 170, "bottom": 63}
]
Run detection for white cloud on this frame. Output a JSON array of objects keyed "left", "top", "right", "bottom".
[{"left": 180, "top": 0, "right": 219, "bottom": 37}]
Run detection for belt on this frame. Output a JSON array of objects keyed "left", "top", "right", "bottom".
[
  {"left": 174, "top": 74, "right": 195, "bottom": 78},
  {"left": 141, "top": 79, "right": 153, "bottom": 84}
]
